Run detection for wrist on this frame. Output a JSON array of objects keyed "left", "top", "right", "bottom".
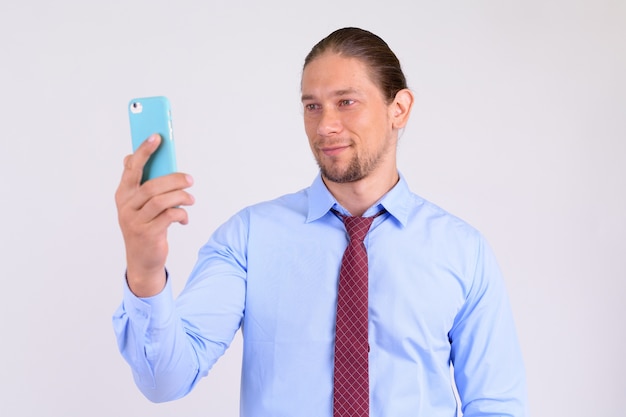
[{"left": 125, "top": 267, "right": 167, "bottom": 298}]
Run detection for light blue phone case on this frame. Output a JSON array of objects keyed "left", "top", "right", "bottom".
[{"left": 128, "top": 96, "right": 177, "bottom": 183}]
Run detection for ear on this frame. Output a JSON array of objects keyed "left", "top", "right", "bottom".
[{"left": 390, "top": 89, "right": 414, "bottom": 130}]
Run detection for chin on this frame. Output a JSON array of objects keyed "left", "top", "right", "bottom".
[
  {"left": 321, "top": 168, "right": 365, "bottom": 184},
  {"left": 317, "top": 154, "right": 367, "bottom": 184}
]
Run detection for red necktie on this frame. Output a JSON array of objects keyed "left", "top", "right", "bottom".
[{"left": 333, "top": 212, "right": 381, "bottom": 417}]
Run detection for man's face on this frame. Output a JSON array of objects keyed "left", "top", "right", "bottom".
[{"left": 301, "top": 52, "right": 397, "bottom": 184}]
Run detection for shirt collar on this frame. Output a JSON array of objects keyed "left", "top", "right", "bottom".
[
  {"left": 306, "top": 174, "right": 337, "bottom": 223},
  {"left": 306, "top": 172, "right": 415, "bottom": 227},
  {"left": 377, "top": 172, "right": 413, "bottom": 227}
]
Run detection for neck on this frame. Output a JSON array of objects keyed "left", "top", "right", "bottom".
[{"left": 323, "top": 168, "right": 399, "bottom": 217}]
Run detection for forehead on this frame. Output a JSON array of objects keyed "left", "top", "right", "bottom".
[{"left": 301, "top": 52, "right": 380, "bottom": 96}]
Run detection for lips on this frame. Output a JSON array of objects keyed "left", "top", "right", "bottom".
[{"left": 319, "top": 143, "right": 350, "bottom": 157}]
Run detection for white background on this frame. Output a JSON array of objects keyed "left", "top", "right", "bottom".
[{"left": 1, "top": 1, "right": 624, "bottom": 416}]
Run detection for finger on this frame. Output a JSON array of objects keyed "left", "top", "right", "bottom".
[
  {"left": 137, "top": 189, "right": 195, "bottom": 224},
  {"left": 140, "top": 173, "right": 194, "bottom": 198},
  {"left": 121, "top": 134, "right": 162, "bottom": 187},
  {"left": 151, "top": 206, "right": 191, "bottom": 229},
  {"left": 129, "top": 173, "right": 193, "bottom": 211},
  {"left": 117, "top": 174, "right": 193, "bottom": 227}
]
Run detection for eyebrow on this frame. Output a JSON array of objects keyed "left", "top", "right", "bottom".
[{"left": 301, "top": 88, "right": 361, "bottom": 102}]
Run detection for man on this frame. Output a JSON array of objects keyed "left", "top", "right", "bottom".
[{"left": 114, "top": 27, "right": 528, "bottom": 416}]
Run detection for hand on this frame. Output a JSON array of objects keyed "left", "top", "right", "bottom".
[{"left": 114, "top": 134, "right": 195, "bottom": 297}]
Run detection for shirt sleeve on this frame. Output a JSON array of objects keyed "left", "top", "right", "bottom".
[
  {"left": 112, "top": 212, "right": 248, "bottom": 403},
  {"left": 449, "top": 235, "right": 529, "bottom": 417},
  {"left": 111, "top": 276, "right": 203, "bottom": 402}
]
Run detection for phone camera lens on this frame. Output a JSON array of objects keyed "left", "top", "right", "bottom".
[{"left": 130, "top": 101, "right": 143, "bottom": 113}]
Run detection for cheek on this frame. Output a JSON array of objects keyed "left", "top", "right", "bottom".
[{"left": 343, "top": 109, "right": 379, "bottom": 132}]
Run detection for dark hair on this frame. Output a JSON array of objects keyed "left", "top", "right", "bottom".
[{"left": 303, "top": 27, "right": 408, "bottom": 103}]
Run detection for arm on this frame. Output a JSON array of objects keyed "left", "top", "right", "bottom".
[
  {"left": 449, "top": 236, "right": 528, "bottom": 417},
  {"left": 114, "top": 133, "right": 194, "bottom": 297},
  {"left": 112, "top": 219, "right": 247, "bottom": 402},
  {"left": 113, "top": 277, "right": 201, "bottom": 401},
  {"left": 113, "top": 134, "right": 201, "bottom": 401}
]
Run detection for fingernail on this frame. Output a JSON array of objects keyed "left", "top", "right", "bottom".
[
  {"left": 186, "top": 175, "right": 194, "bottom": 185},
  {"left": 147, "top": 134, "right": 158, "bottom": 142}
]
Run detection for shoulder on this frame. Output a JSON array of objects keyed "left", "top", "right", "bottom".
[
  {"left": 408, "top": 192, "right": 483, "bottom": 243},
  {"left": 241, "top": 187, "right": 310, "bottom": 218},
  {"left": 218, "top": 186, "right": 312, "bottom": 232}
]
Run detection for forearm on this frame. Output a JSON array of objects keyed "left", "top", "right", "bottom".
[
  {"left": 113, "top": 211, "right": 249, "bottom": 402},
  {"left": 112, "top": 279, "right": 203, "bottom": 402}
]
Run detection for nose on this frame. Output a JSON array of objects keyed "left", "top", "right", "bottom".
[{"left": 316, "top": 108, "right": 342, "bottom": 137}]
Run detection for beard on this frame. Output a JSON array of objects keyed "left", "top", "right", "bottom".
[
  {"left": 315, "top": 142, "right": 390, "bottom": 184},
  {"left": 317, "top": 154, "right": 366, "bottom": 183}
]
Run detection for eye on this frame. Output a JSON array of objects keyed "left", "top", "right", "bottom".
[
  {"left": 338, "top": 99, "right": 355, "bottom": 107},
  {"left": 304, "top": 103, "right": 321, "bottom": 112}
]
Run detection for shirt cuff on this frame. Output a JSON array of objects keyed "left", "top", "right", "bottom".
[{"left": 122, "top": 270, "right": 175, "bottom": 329}]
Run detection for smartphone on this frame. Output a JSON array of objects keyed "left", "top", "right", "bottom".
[{"left": 128, "top": 96, "right": 177, "bottom": 183}]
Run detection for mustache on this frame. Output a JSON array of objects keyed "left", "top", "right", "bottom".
[{"left": 315, "top": 139, "right": 351, "bottom": 149}]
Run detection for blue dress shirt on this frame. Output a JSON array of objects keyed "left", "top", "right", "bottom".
[{"left": 113, "top": 173, "right": 528, "bottom": 416}]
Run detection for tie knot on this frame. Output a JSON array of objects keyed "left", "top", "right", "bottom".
[{"left": 344, "top": 216, "right": 375, "bottom": 242}]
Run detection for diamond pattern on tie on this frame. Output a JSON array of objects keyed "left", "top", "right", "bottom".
[{"left": 333, "top": 214, "right": 375, "bottom": 417}]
